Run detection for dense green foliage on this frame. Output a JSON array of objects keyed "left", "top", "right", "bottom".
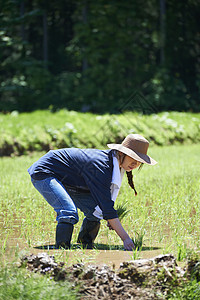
[
  {"left": 0, "top": 0, "right": 200, "bottom": 113},
  {"left": 0, "top": 110, "right": 199, "bottom": 156}
]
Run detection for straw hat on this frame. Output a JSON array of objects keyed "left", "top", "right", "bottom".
[{"left": 107, "top": 134, "right": 157, "bottom": 165}]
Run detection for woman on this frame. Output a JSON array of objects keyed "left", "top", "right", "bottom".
[{"left": 28, "top": 134, "right": 157, "bottom": 250}]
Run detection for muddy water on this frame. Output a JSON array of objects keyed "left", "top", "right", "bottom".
[
  {"left": 1, "top": 231, "right": 162, "bottom": 269},
  {"left": 2, "top": 245, "right": 162, "bottom": 270},
  {"left": 91, "top": 248, "right": 162, "bottom": 269},
  {"left": 1, "top": 215, "right": 162, "bottom": 268}
]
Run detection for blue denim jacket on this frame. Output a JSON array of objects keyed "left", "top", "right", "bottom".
[{"left": 28, "top": 148, "right": 118, "bottom": 219}]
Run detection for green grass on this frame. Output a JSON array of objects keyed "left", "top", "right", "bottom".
[
  {"left": 168, "top": 280, "right": 200, "bottom": 300},
  {"left": 0, "top": 110, "right": 200, "bottom": 155},
  {"left": 0, "top": 263, "right": 79, "bottom": 300}
]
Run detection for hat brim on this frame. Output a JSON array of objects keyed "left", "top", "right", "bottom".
[{"left": 107, "top": 143, "right": 157, "bottom": 165}]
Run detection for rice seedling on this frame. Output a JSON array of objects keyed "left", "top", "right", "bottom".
[
  {"left": 130, "top": 247, "right": 142, "bottom": 260},
  {"left": 115, "top": 203, "right": 130, "bottom": 221},
  {"left": 131, "top": 230, "right": 146, "bottom": 250}
]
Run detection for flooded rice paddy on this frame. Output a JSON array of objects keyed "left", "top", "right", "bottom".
[
  {"left": 1, "top": 145, "right": 200, "bottom": 269},
  {"left": 1, "top": 214, "right": 162, "bottom": 269}
]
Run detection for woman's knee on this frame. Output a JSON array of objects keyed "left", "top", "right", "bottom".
[{"left": 57, "top": 210, "right": 79, "bottom": 225}]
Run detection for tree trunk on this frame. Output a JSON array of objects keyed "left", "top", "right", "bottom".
[
  {"left": 43, "top": 10, "right": 48, "bottom": 68},
  {"left": 20, "top": 0, "right": 25, "bottom": 41},
  {"left": 160, "top": 0, "right": 166, "bottom": 64},
  {"left": 82, "top": 3, "right": 88, "bottom": 72}
]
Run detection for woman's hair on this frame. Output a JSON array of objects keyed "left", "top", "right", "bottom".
[
  {"left": 115, "top": 150, "right": 143, "bottom": 196},
  {"left": 126, "top": 171, "right": 138, "bottom": 196}
]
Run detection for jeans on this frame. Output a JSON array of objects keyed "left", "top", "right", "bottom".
[{"left": 31, "top": 177, "right": 100, "bottom": 224}]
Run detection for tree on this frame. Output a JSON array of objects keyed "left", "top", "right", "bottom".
[{"left": 0, "top": 0, "right": 199, "bottom": 112}]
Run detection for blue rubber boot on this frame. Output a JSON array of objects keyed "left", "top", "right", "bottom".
[
  {"left": 77, "top": 218, "right": 100, "bottom": 249},
  {"left": 56, "top": 222, "right": 73, "bottom": 249}
]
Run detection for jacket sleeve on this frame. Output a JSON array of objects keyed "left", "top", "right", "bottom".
[{"left": 82, "top": 159, "right": 118, "bottom": 220}]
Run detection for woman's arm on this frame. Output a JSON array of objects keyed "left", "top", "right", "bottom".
[{"left": 107, "top": 218, "right": 135, "bottom": 251}]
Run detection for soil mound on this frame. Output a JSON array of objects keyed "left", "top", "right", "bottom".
[{"left": 20, "top": 252, "right": 191, "bottom": 299}]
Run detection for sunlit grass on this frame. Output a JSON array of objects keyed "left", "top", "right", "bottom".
[{"left": 0, "top": 262, "right": 79, "bottom": 300}]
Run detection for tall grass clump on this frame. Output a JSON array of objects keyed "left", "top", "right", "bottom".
[
  {"left": 115, "top": 203, "right": 130, "bottom": 221},
  {"left": 168, "top": 251, "right": 200, "bottom": 299},
  {"left": 0, "top": 264, "right": 79, "bottom": 300},
  {"left": 168, "top": 280, "right": 200, "bottom": 300}
]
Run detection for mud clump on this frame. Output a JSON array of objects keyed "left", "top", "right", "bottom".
[{"left": 20, "top": 253, "right": 188, "bottom": 299}]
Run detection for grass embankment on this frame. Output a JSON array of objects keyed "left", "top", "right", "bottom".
[{"left": 0, "top": 110, "right": 200, "bottom": 155}]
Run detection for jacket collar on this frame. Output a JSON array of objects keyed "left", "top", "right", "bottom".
[{"left": 111, "top": 155, "right": 125, "bottom": 188}]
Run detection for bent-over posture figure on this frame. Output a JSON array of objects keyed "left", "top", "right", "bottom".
[{"left": 28, "top": 134, "right": 157, "bottom": 250}]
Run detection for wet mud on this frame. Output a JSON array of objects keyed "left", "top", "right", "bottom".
[
  {"left": 33, "top": 243, "right": 162, "bottom": 269},
  {"left": 20, "top": 252, "right": 190, "bottom": 299}
]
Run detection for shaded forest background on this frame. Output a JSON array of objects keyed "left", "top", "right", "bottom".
[{"left": 0, "top": 0, "right": 200, "bottom": 113}]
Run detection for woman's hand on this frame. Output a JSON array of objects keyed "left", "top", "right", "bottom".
[
  {"left": 123, "top": 237, "right": 135, "bottom": 251},
  {"left": 107, "top": 218, "right": 135, "bottom": 251}
]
